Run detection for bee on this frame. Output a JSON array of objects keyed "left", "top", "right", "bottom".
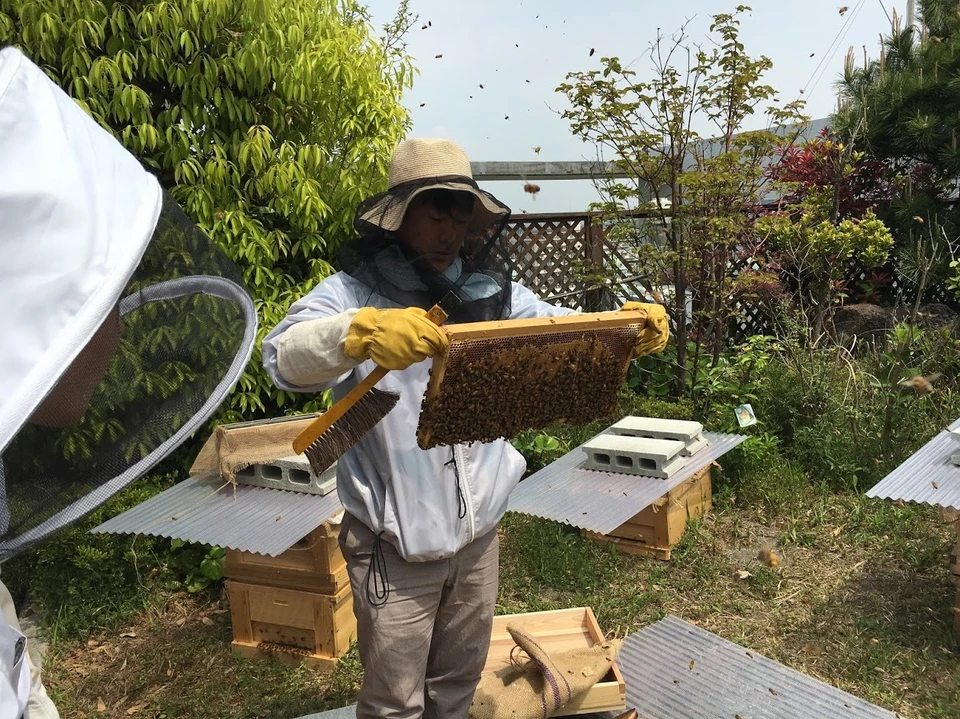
[
  {"left": 899, "top": 373, "right": 941, "bottom": 395},
  {"left": 435, "top": 54, "right": 443, "bottom": 59},
  {"left": 533, "top": 146, "right": 541, "bottom": 154},
  {"left": 589, "top": 48, "right": 596, "bottom": 57},
  {"left": 839, "top": 5, "right": 849, "bottom": 15},
  {"left": 758, "top": 548, "right": 780, "bottom": 567},
  {"left": 520, "top": 172, "right": 540, "bottom": 199}
]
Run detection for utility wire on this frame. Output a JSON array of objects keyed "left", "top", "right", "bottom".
[
  {"left": 807, "top": 0, "right": 868, "bottom": 98},
  {"left": 802, "top": 0, "right": 866, "bottom": 97}
]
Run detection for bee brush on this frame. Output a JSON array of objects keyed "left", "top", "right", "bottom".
[{"left": 292, "top": 293, "right": 462, "bottom": 475}]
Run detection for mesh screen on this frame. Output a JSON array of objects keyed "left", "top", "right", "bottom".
[
  {"left": 0, "top": 192, "right": 255, "bottom": 558},
  {"left": 416, "top": 325, "right": 640, "bottom": 449}
]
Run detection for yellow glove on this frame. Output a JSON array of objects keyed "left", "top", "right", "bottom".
[
  {"left": 344, "top": 307, "right": 449, "bottom": 371},
  {"left": 620, "top": 301, "right": 669, "bottom": 357}
]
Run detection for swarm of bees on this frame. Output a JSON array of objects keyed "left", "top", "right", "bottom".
[{"left": 417, "top": 331, "right": 636, "bottom": 449}]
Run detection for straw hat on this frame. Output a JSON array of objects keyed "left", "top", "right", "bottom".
[{"left": 359, "top": 138, "right": 509, "bottom": 232}]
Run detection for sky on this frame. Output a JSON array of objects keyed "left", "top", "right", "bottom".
[{"left": 363, "top": 0, "right": 898, "bottom": 213}]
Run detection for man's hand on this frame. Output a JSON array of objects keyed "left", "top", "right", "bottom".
[
  {"left": 344, "top": 307, "right": 449, "bottom": 370},
  {"left": 620, "top": 301, "right": 669, "bottom": 357}
]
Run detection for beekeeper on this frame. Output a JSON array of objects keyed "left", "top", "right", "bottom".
[
  {"left": 0, "top": 48, "right": 257, "bottom": 717},
  {"left": 262, "top": 137, "right": 668, "bottom": 718}
]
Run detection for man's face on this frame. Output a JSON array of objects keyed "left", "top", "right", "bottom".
[
  {"left": 396, "top": 190, "right": 474, "bottom": 272},
  {"left": 30, "top": 305, "right": 125, "bottom": 428}
]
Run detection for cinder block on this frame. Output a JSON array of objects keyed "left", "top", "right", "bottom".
[
  {"left": 582, "top": 435, "right": 686, "bottom": 479},
  {"left": 610, "top": 416, "right": 708, "bottom": 457},
  {"left": 235, "top": 455, "right": 337, "bottom": 496}
]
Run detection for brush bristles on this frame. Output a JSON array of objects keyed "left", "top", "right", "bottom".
[{"left": 304, "top": 387, "right": 400, "bottom": 475}]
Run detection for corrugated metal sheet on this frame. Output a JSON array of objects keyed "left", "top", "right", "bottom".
[
  {"left": 619, "top": 615, "right": 897, "bottom": 719},
  {"left": 507, "top": 431, "right": 745, "bottom": 535},
  {"left": 866, "top": 417, "right": 960, "bottom": 510},
  {"left": 91, "top": 475, "right": 343, "bottom": 556}
]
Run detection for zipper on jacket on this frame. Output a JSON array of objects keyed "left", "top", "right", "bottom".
[{"left": 453, "top": 444, "right": 476, "bottom": 543}]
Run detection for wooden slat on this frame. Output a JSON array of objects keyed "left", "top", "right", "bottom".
[{"left": 441, "top": 309, "right": 647, "bottom": 342}]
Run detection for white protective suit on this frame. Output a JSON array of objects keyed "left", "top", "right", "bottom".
[{"left": 262, "top": 272, "right": 576, "bottom": 562}]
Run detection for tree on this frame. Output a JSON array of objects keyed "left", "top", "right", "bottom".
[
  {"left": 557, "top": 5, "right": 806, "bottom": 394},
  {"left": 1, "top": 0, "right": 416, "bottom": 420},
  {"left": 834, "top": 1, "right": 960, "bottom": 298}
]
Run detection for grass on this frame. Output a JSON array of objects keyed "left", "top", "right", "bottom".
[{"left": 36, "top": 469, "right": 960, "bottom": 719}]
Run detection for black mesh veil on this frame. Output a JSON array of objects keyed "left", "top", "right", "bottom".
[
  {"left": 339, "top": 177, "right": 514, "bottom": 323},
  {"left": 0, "top": 191, "right": 257, "bottom": 559}
]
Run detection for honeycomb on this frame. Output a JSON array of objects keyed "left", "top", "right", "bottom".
[{"left": 416, "top": 326, "right": 638, "bottom": 449}]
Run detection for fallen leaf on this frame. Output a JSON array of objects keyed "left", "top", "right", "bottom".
[
  {"left": 913, "top": 215, "right": 924, "bottom": 223},
  {"left": 802, "top": 644, "right": 820, "bottom": 655},
  {"left": 119, "top": 631, "right": 137, "bottom": 639},
  {"left": 87, "top": 639, "right": 99, "bottom": 648},
  {"left": 120, "top": 658, "right": 127, "bottom": 671},
  {"left": 734, "top": 569, "right": 752, "bottom": 581},
  {"left": 830, "top": 526, "right": 842, "bottom": 537},
  {"left": 201, "top": 616, "right": 215, "bottom": 626},
  {"left": 97, "top": 699, "right": 106, "bottom": 713},
  {"left": 175, "top": 617, "right": 186, "bottom": 627}
]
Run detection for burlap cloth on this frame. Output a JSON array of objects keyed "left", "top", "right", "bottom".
[
  {"left": 189, "top": 415, "right": 320, "bottom": 482},
  {"left": 469, "top": 625, "right": 622, "bottom": 719}
]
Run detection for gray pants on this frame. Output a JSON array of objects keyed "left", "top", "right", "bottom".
[{"left": 339, "top": 513, "right": 499, "bottom": 719}]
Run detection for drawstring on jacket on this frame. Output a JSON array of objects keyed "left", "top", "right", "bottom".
[
  {"left": 365, "top": 531, "right": 390, "bottom": 607},
  {"left": 446, "top": 449, "right": 467, "bottom": 520}
]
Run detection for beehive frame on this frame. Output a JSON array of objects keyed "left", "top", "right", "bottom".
[{"left": 417, "top": 309, "right": 648, "bottom": 449}]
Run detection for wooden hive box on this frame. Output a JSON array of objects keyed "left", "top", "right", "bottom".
[
  {"left": 226, "top": 580, "right": 355, "bottom": 670},
  {"left": 484, "top": 607, "right": 626, "bottom": 716},
  {"left": 946, "top": 508, "right": 960, "bottom": 643},
  {"left": 585, "top": 464, "right": 713, "bottom": 560},
  {"left": 223, "top": 518, "right": 348, "bottom": 595}
]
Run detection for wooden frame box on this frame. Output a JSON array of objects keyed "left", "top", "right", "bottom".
[
  {"left": 586, "top": 464, "right": 713, "bottom": 560},
  {"left": 224, "top": 521, "right": 347, "bottom": 594},
  {"left": 226, "top": 580, "right": 355, "bottom": 670},
  {"left": 484, "top": 607, "right": 626, "bottom": 716}
]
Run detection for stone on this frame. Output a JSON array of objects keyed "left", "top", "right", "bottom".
[
  {"left": 582, "top": 435, "right": 686, "bottom": 479},
  {"left": 610, "top": 417, "right": 708, "bottom": 457},
  {"left": 234, "top": 455, "right": 337, "bottom": 496},
  {"left": 832, "top": 303, "right": 893, "bottom": 342}
]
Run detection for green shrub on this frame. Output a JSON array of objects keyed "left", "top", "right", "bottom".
[{"left": 1, "top": 472, "right": 176, "bottom": 639}]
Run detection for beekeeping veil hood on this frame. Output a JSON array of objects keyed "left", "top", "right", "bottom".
[{"left": 0, "top": 48, "right": 257, "bottom": 559}]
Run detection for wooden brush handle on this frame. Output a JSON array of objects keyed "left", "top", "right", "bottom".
[{"left": 291, "top": 303, "right": 449, "bottom": 455}]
